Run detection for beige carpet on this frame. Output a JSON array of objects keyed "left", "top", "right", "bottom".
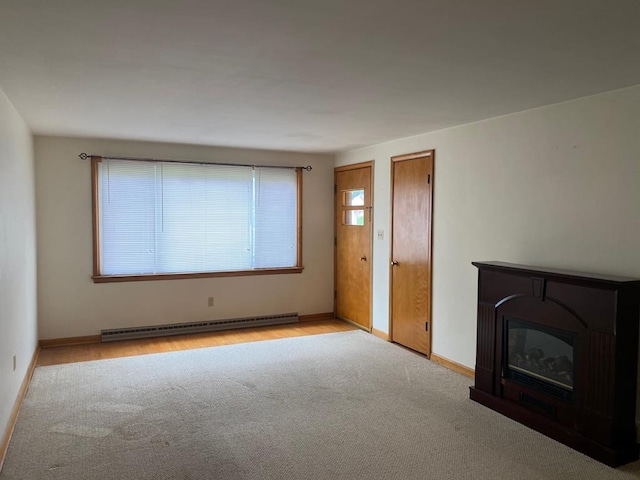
[{"left": 2, "top": 330, "right": 640, "bottom": 479}]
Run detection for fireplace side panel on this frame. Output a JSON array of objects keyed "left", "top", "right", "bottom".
[
  {"left": 615, "top": 285, "right": 640, "bottom": 445},
  {"left": 475, "top": 302, "right": 496, "bottom": 394},
  {"left": 582, "top": 331, "right": 617, "bottom": 445}
]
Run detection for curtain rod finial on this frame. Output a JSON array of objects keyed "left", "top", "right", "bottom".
[
  {"left": 79, "top": 153, "right": 90, "bottom": 160},
  {"left": 304, "top": 165, "right": 312, "bottom": 171}
]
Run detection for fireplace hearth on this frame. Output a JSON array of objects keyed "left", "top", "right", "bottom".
[{"left": 470, "top": 262, "right": 640, "bottom": 467}]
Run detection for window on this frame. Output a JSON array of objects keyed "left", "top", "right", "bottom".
[
  {"left": 341, "top": 189, "right": 365, "bottom": 226},
  {"left": 91, "top": 157, "right": 302, "bottom": 282}
]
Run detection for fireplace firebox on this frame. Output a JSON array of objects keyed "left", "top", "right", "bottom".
[
  {"left": 470, "top": 262, "right": 640, "bottom": 467},
  {"left": 504, "top": 318, "right": 575, "bottom": 402}
]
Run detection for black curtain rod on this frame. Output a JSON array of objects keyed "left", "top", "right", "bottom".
[{"left": 78, "top": 153, "right": 312, "bottom": 171}]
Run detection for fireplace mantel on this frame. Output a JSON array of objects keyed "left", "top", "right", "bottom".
[{"left": 470, "top": 261, "right": 640, "bottom": 467}]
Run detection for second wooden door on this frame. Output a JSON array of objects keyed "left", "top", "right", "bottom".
[{"left": 390, "top": 151, "right": 434, "bottom": 356}]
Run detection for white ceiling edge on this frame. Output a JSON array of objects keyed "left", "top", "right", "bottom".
[{"left": 335, "top": 83, "right": 640, "bottom": 156}]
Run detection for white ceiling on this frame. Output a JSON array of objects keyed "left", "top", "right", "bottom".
[{"left": 0, "top": 1, "right": 639, "bottom": 153}]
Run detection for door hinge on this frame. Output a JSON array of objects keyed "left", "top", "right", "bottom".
[
  {"left": 334, "top": 237, "right": 337, "bottom": 246},
  {"left": 334, "top": 184, "right": 337, "bottom": 194},
  {"left": 427, "top": 174, "right": 431, "bottom": 184},
  {"left": 425, "top": 321, "right": 429, "bottom": 332},
  {"left": 334, "top": 290, "right": 337, "bottom": 299}
]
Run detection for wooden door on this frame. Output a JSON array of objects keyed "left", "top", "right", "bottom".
[
  {"left": 390, "top": 151, "right": 434, "bottom": 356},
  {"left": 334, "top": 163, "right": 372, "bottom": 330}
]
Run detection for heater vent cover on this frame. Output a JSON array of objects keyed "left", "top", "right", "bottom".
[{"left": 101, "top": 313, "right": 299, "bottom": 342}]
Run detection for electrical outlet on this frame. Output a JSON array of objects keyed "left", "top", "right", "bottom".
[
  {"left": 12, "top": 355, "right": 16, "bottom": 372},
  {"left": 208, "top": 296, "right": 214, "bottom": 307}
]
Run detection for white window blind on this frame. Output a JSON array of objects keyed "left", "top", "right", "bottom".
[{"left": 97, "top": 158, "right": 298, "bottom": 275}]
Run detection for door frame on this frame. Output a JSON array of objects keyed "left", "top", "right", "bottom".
[
  {"left": 334, "top": 161, "right": 374, "bottom": 331},
  {"left": 388, "top": 150, "right": 434, "bottom": 355}
]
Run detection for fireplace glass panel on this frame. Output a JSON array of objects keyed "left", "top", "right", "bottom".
[{"left": 506, "top": 319, "right": 574, "bottom": 391}]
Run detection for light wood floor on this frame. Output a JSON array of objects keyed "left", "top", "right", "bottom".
[{"left": 37, "top": 319, "right": 358, "bottom": 367}]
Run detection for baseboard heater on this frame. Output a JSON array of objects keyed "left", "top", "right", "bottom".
[{"left": 100, "top": 312, "right": 299, "bottom": 342}]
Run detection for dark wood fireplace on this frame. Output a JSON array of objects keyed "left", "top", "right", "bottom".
[{"left": 470, "top": 261, "right": 640, "bottom": 467}]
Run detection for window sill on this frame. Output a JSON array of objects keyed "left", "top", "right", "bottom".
[{"left": 92, "top": 267, "right": 304, "bottom": 283}]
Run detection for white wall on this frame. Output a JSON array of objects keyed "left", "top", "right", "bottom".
[
  {"left": 336, "top": 85, "right": 640, "bottom": 369},
  {"left": 35, "top": 136, "right": 334, "bottom": 339},
  {"left": 0, "top": 88, "right": 37, "bottom": 442}
]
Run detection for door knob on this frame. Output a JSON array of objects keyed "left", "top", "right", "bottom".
[
  {"left": 360, "top": 256, "right": 367, "bottom": 261},
  {"left": 391, "top": 261, "right": 399, "bottom": 266}
]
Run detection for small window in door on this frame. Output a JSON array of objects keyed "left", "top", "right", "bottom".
[
  {"left": 342, "top": 189, "right": 365, "bottom": 206},
  {"left": 343, "top": 210, "right": 365, "bottom": 226}
]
